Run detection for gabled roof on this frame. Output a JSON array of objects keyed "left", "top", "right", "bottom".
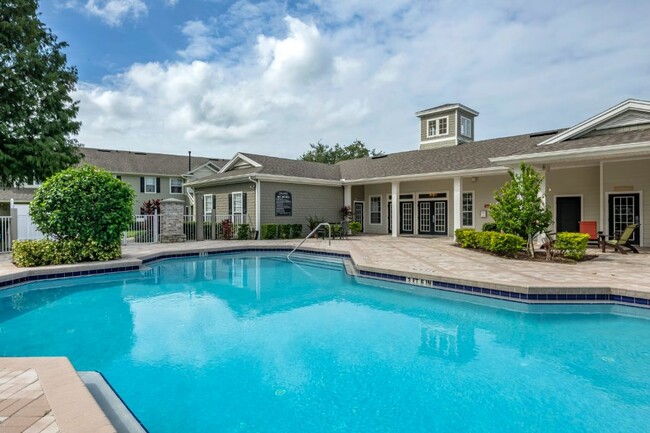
[
  {"left": 538, "top": 99, "right": 650, "bottom": 145},
  {"left": 80, "top": 147, "right": 227, "bottom": 177}
]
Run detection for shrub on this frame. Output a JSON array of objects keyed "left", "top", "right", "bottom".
[
  {"left": 290, "top": 224, "right": 303, "bottom": 238},
  {"left": 12, "top": 239, "right": 121, "bottom": 267},
  {"left": 455, "top": 229, "right": 525, "bottom": 258},
  {"left": 554, "top": 232, "right": 590, "bottom": 260},
  {"left": 261, "top": 224, "right": 277, "bottom": 239},
  {"left": 349, "top": 221, "right": 362, "bottom": 235},
  {"left": 30, "top": 165, "right": 134, "bottom": 246},
  {"left": 482, "top": 222, "right": 498, "bottom": 232},
  {"left": 221, "top": 219, "right": 233, "bottom": 239},
  {"left": 237, "top": 224, "right": 250, "bottom": 240},
  {"left": 490, "top": 233, "right": 526, "bottom": 257},
  {"left": 279, "top": 224, "right": 292, "bottom": 239}
]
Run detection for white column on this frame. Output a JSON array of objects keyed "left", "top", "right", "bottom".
[
  {"left": 255, "top": 180, "right": 261, "bottom": 239},
  {"left": 453, "top": 176, "right": 462, "bottom": 237},
  {"left": 599, "top": 161, "right": 604, "bottom": 233},
  {"left": 391, "top": 181, "right": 399, "bottom": 237},
  {"left": 343, "top": 185, "right": 352, "bottom": 209},
  {"left": 538, "top": 165, "right": 549, "bottom": 206}
]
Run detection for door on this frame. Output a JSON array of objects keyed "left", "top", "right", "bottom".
[
  {"left": 432, "top": 200, "right": 448, "bottom": 235},
  {"left": 418, "top": 200, "right": 447, "bottom": 235},
  {"left": 556, "top": 196, "right": 581, "bottom": 233},
  {"left": 353, "top": 202, "right": 364, "bottom": 232},
  {"left": 608, "top": 193, "right": 641, "bottom": 245},
  {"left": 400, "top": 201, "right": 414, "bottom": 234}
]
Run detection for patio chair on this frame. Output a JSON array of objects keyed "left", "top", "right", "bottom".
[
  {"left": 602, "top": 224, "right": 639, "bottom": 254},
  {"left": 339, "top": 220, "right": 349, "bottom": 239}
]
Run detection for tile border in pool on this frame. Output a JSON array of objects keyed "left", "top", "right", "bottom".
[{"left": 0, "top": 245, "right": 648, "bottom": 309}]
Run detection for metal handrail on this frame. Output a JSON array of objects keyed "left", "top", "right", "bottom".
[{"left": 287, "top": 222, "right": 331, "bottom": 259}]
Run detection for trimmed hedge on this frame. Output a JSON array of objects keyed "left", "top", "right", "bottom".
[
  {"left": 349, "top": 221, "right": 362, "bottom": 235},
  {"left": 554, "top": 232, "right": 590, "bottom": 260},
  {"left": 13, "top": 239, "right": 122, "bottom": 267},
  {"left": 482, "top": 222, "right": 498, "bottom": 232},
  {"left": 237, "top": 224, "right": 250, "bottom": 240},
  {"left": 455, "top": 228, "right": 525, "bottom": 257},
  {"left": 261, "top": 224, "right": 303, "bottom": 239}
]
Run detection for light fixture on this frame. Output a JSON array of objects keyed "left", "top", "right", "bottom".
[{"left": 471, "top": 177, "right": 477, "bottom": 183}]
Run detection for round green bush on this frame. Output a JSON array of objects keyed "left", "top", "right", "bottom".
[{"left": 30, "top": 164, "right": 134, "bottom": 246}]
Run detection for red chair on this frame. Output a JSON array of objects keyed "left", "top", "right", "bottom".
[{"left": 579, "top": 221, "right": 598, "bottom": 241}]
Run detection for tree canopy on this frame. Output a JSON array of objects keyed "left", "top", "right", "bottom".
[
  {"left": 0, "top": 0, "right": 81, "bottom": 186},
  {"left": 299, "top": 140, "right": 383, "bottom": 164}
]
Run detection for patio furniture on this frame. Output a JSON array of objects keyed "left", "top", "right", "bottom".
[
  {"left": 579, "top": 221, "right": 598, "bottom": 244},
  {"left": 339, "top": 220, "right": 349, "bottom": 239},
  {"left": 600, "top": 224, "right": 640, "bottom": 254}
]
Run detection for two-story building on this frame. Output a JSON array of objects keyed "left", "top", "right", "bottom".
[{"left": 189, "top": 99, "right": 650, "bottom": 246}]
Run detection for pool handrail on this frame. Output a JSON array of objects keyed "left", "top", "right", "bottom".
[{"left": 287, "top": 222, "right": 331, "bottom": 259}]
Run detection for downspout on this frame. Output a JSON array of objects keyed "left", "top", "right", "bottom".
[{"left": 248, "top": 176, "right": 261, "bottom": 239}]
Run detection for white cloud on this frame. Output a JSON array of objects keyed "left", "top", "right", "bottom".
[
  {"left": 83, "top": 0, "right": 147, "bottom": 26},
  {"left": 74, "top": 0, "right": 650, "bottom": 159}
]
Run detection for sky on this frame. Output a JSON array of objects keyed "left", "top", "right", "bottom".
[{"left": 40, "top": 0, "right": 650, "bottom": 160}]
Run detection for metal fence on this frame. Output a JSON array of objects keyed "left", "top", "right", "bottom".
[
  {"left": 0, "top": 216, "right": 11, "bottom": 253},
  {"left": 184, "top": 214, "right": 248, "bottom": 240},
  {"left": 122, "top": 214, "right": 160, "bottom": 245}
]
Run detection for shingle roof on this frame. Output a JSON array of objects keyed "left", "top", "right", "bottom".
[
  {"left": 0, "top": 188, "right": 35, "bottom": 203},
  {"left": 240, "top": 153, "right": 342, "bottom": 180},
  {"left": 79, "top": 147, "right": 228, "bottom": 176}
]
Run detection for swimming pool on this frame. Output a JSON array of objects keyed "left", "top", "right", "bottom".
[{"left": 1, "top": 252, "right": 649, "bottom": 432}]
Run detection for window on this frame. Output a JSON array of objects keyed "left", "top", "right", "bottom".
[
  {"left": 426, "top": 116, "right": 449, "bottom": 137},
  {"left": 170, "top": 178, "right": 183, "bottom": 194},
  {"left": 462, "top": 192, "right": 473, "bottom": 227},
  {"left": 232, "top": 192, "right": 243, "bottom": 214},
  {"left": 370, "top": 196, "right": 381, "bottom": 224},
  {"left": 204, "top": 194, "right": 213, "bottom": 218},
  {"left": 144, "top": 176, "right": 156, "bottom": 193},
  {"left": 460, "top": 116, "right": 472, "bottom": 137}
]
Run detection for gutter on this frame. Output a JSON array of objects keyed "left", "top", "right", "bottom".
[{"left": 490, "top": 141, "right": 650, "bottom": 164}]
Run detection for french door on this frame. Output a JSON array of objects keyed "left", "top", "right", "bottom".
[{"left": 608, "top": 193, "right": 640, "bottom": 245}]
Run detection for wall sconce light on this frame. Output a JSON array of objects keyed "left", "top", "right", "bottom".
[
  {"left": 471, "top": 177, "right": 477, "bottom": 183},
  {"left": 249, "top": 184, "right": 256, "bottom": 190}
]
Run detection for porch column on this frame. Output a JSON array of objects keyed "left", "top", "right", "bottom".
[
  {"left": 538, "top": 165, "right": 549, "bottom": 206},
  {"left": 391, "top": 181, "right": 399, "bottom": 237},
  {"left": 343, "top": 185, "right": 352, "bottom": 210},
  {"left": 255, "top": 180, "right": 261, "bottom": 239},
  {"left": 195, "top": 192, "right": 204, "bottom": 241},
  {"left": 453, "top": 176, "right": 462, "bottom": 238},
  {"left": 599, "top": 161, "right": 605, "bottom": 232}
]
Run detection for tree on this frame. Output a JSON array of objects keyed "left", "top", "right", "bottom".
[
  {"left": 489, "top": 162, "right": 553, "bottom": 256},
  {"left": 30, "top": 165, "right": 134, "bottom": 248},
  {"left": 299, "top": 139, "right": 383, "bottom": 164},
  {"left": 0, "top": 0, "right": 81, "bottom": 186}
]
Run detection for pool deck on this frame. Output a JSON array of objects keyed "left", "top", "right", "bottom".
[{"left": 1, "top": 235, "right": 649, "bottom": 431}]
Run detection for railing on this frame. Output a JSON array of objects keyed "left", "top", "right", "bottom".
[
  {"left": 0, "top": 216, "right": 11, "bottom": 253},
  {"left": 287, "top": 222, "right": 331, "bottom": 259},
  {"left": 122, "top": 214, "right": 160, "bottom": 244},
  {"left": 184, "top": 214, "right": 247, "bottom": 240}
]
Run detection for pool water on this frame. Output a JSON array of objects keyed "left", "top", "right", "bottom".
[{"left": 1, "top": 253, "right": 649, "bottom": 433}]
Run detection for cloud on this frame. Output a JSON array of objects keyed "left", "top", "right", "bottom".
[
  {"left": 83, "top": 0, "right": 147, "bottom": 26},
  {"left": 74, "top": 0, "right": 650, "bottom": 158}
]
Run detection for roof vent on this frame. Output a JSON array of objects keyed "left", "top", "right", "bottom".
[
  {"left": 371, "top": 154, "right": 388, "bottom": 160},
  {"left": 133, "top": 152, "right": 147, "bottom": 155},
  {"left": 96, "top": 149, "right": 112, "bottom": 153},
  {"left": 529, "top": 130, "right": 559, "bottom": 138}
]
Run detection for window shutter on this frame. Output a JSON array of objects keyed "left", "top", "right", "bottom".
[
  {"left": 243, "top": 193, "right": 247, "bottom": 214},
  {"left": 140, "top": 177, "right": 144, "bottom": 193},
  {"left": 228, "top": 194, "right": 232, "bottom": 215},
  {"left": 156, "top": 178, "right": 161, "bottom": 193}
]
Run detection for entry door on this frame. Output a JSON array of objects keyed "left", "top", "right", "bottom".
[
  {"left": 400, "top": 202, "right": 414, "bottom": 234},
  {"left": 353, "top": 202, "right": 364, "bottom": 232},
  {"left": 432, "top": 200, "right": 448, "bottom": 235},
  {"left": 608, "top": 193, "right": 641, "bottom": 244},
  {"left": 556, "top": 196, "right": 581, "bottom": 233},
  {"left": 418, "top": 201, "right": 432, "bottom": 234}
]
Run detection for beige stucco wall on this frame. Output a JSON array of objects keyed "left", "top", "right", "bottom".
[
  {"left": 119, "top": 174, "right": 187, "bottom": 214},
  {"left": 603, "top": 158, "right": 650, "bottom": 246},
  {"left": 260, "top": 181, "right": 344, "bottom": 231}
]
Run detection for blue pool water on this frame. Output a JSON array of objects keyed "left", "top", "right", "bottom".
[{"left": 1, "top": 253, "right": 649, "bottom": 432}]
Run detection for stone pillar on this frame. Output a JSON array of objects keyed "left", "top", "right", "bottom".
[
  {"left": 160, "top": 198, "right": 186, "bottom": 243},
  {"left": 195, "top": 193, "right": 204, "bottom": 241}
]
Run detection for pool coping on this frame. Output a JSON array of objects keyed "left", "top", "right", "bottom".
[{"left": 0, "top": 244, "right": 648, "bottom": 308}]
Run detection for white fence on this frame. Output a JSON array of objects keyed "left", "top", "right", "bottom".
[
  {"left": 0, "top": 216, "right": 11, "bottom": 253},
  {"left": 122, "top": 214, "right": 160, "bottom": 245},
  {"left": 14, "top": 204, "right": 44, "bottom": 241}
]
